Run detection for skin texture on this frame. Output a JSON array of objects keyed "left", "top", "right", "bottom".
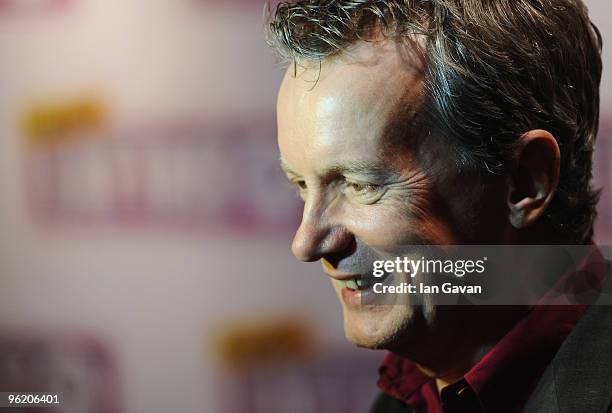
[{"left": 277, "top": 38, "right": 560, "bottom": 387}]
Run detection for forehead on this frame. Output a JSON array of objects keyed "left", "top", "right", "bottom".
[{"left": 277, "top": 39, "right": 424, "bottom": 174}]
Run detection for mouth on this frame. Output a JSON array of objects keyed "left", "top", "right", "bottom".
[
  {"left": 336, "top": 276, "right": 377, "bottom": 291},
  {"left": 334, "top": 272, "right": 393, "bottom": 306}
]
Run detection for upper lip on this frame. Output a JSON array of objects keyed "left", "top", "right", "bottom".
[
  {"left": 322, "top": 270, "right": 362, "bottom": 281},
  {"left": 321, "top": 259, "right": 365, "bottom": 281}
]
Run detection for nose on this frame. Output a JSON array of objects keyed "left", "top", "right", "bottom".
[{"left": 291, "top": 200, "right": 353, "bottom": 262}]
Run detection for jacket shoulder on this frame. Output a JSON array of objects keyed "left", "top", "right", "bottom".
[{"left": 525, "top": 261, "right": 612, "bottom": 413}]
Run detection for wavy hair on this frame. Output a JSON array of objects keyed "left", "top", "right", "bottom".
[{"left": 266, "top": 0, "right": 602, "bottom": 244}]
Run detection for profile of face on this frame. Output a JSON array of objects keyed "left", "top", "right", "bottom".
[{"left": 276, "top": 39, "right": 514, "bottom": 352}]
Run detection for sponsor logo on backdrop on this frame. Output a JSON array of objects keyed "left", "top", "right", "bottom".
[{"left": 23, "top": 97, "right": 300, "bottom": 235}]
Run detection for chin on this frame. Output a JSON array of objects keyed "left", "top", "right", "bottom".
[{"left": 341, "top": 304, "right": 418, "bottom": 350}]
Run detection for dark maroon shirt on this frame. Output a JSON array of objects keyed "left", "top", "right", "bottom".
[{"left": 377, "top": 246, "right": 607, "bottom": 413}]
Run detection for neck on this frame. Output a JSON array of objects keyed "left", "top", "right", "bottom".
[{"left": 389, "top": 305, "right": 529, "bottom": 393}]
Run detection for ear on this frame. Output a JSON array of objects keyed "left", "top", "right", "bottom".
[{"left": 507, "top": 130, "right": 560, "bottom": 229}]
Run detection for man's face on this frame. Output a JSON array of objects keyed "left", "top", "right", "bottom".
[{"left": 277, "top": 39, "right": 507, "bottom": 350}]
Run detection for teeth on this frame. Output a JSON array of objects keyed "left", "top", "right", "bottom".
[
  {"left": 345, "top": 279, "right": 358, "bottom": 290},
  {"left": 337, "top": 278, "right": 366, "bottom": 290}
]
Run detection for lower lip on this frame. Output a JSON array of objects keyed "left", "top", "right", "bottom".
[
  {"left": 341, "top": 285, "right": 378, "bottom": 306},
  {"left": 341, "top": 287, "right": 362, "bottom": 307}
]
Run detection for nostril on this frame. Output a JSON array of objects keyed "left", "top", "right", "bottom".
[{"left": 324, "top": 235, "right": 357, "bottom": 259}]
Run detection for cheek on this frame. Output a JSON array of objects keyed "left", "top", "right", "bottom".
[
  {"left": 431, "top": 174, "right": 509, "bottom": 243},
  {"left": 340, "top": 207, "right": 413, "bottom": 245},
  {"left": 338, "top": 194, "right": 456, "bottom": 246}
]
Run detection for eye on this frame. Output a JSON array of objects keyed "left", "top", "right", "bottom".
[
  {"left": 344, "top": 180, "right": 385, "bottom": 204},
  {"left": 290, "top": 179, "right": 308, "bottom": 200},
  {"left": 348, "top": 182, "right": 376, "bottom": 193}
]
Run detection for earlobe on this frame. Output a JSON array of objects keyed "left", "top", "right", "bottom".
[
  {"left": 508, "top": 202, "right": 525, "bottom": 229},
  {"left": 507, "top": 130, "right": 560, "bottom": 229}
]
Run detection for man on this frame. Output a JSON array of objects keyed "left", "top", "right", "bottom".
[{"left": 267, "top": 1, "right": 611, "bottom": 412}]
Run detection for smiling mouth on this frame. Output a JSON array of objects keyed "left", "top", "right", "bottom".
[{"left": 337, "top": 272, "right": 392, "bottom": 291}]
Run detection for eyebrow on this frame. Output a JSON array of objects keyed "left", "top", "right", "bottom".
[
  {"left": 327, "top": 161, "right": 391, "bottom": 178},
  {"left": 280, "top": 158, "right": 393, "bottom": 180}
]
